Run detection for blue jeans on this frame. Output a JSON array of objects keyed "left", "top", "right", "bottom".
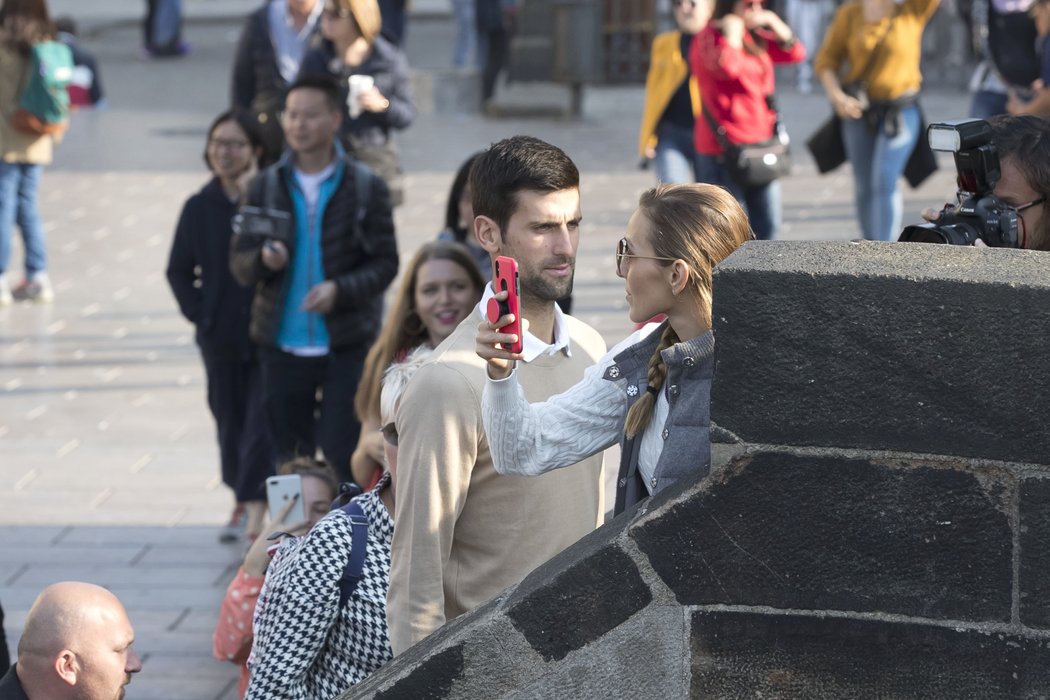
[
  {"left": 149, "top": 0, "right": 183, "bottom": 49},
  {"left": 840, "top": 104, "right": 920, "bottom": 241},
  {"left": 0, "top": 162, "right": 48, "bottom": 277},
  {"left": 696, "top": 152, "right": 782, "bottom": 240},
  {"left": 654, "top": 121, "right": 701, "bottom": 184},
  {"left": 452, "top": 0, "right": 476, "bottom": 67},
  {"left": 969, "top": 89, "right": 1008, "bottom": 119}
]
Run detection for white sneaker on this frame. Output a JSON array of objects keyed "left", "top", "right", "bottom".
[
  {"left": 0, "top": 275, "right": 11, "bottom": 306},
  {"left": 13, "top": 273, "right": 54, "bottom": 304}
]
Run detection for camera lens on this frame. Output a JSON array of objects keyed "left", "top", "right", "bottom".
[{"left": 899, "top": 223, "right": 981, "bottom": 245}]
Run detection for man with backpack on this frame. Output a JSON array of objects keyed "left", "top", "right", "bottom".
[
  {"left": 0, "top": 0, "right": 73, "bottom": 305},
  {"left": 229, "top": 75, "right": 398, "bottom": 484}
]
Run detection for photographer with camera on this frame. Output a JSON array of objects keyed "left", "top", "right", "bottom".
[{"left": 903, "top": 114, "right": 1050, "bottom": 251}]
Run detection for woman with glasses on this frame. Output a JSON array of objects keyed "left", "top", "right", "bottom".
[
  {"left": 690, "top": 0, "right": 804, "bottom": 240},
  {"left": 638, "top": 0, "right": 712, "bottom": 184},
  {"left": 475, "top": 184, "right": 752, "bottom": 516},
  {"left": 298, "top": 0, "right": 415, "bottom": 205},
  {"left": 814, "top": 0, "right": 939, "bottom": 241},
  {"left": 166, "top": 110, "right": 274, "bottom": 544}
]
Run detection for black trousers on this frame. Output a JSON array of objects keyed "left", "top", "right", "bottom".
[
  {"left": 0, "top": 601, "right": 8, "bottom": 676},
  {"left": 259, "top": 345, "right": 366, "bottom": 483},
  {"left": 480, "top": 26, "right": 510, "bottom": 102},
  {"left": 201, "top": 354, "right": 274, "bottom": 503}
]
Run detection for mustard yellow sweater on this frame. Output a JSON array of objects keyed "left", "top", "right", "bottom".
[
  {"left": 638, "top": 30, "right": 700, "bottom": 157},
  {"left": 814, "top": 0, "right": 940, "bottom": 101}
]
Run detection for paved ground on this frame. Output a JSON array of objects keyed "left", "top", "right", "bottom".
[{"left": 0, "top": 1, "right": 971, "bottom": 697}]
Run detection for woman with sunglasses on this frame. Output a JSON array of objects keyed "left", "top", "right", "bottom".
[
  {"left": 298, "top": 0, "right": 415, "bottom": 205},
  {"left": 475, "top": 184, "right": 752, "bottom": 516},
  {"left": 638, "top": 0, "right": 712, "bottom": 184},
  {"left": 690, "top": 0, "right": 804, "bottom": 241}
]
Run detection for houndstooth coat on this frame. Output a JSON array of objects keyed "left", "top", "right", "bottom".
[{"left": 246, "top": 475, "right": 394, "bottom": 699}]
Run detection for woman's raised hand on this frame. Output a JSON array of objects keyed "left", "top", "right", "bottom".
[{"left": 474, "top": 290, "right": 526, "bottom": 380}]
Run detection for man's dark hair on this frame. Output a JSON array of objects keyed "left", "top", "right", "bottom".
[
  {"left": 989, "top": 114, "right": 1050, "bottom": 251},
  {"left": 285, "top": 74, "right": 342, "bottom": 113},
  {"left": 469, "top": 135, "right": 580, "bottom": 234}
]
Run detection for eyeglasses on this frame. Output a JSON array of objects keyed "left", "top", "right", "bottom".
[
  {"left": 323, "top": 5, "right": 352, "bottom": 18},
  {"left": 615, "top": 237, "right": 678, "bottom": 275},
  {"left": 1015, "top": 197, "right": 1044, "bottom": 215},
  {"left": 208, "top": 138, "right": 250, "bottom": 150},
  {"left": 1014, "top": 197, "right": 1044, "bottom": 249},
  {"left": 380, "top": 422, "right": 398, "bottom": 447}
]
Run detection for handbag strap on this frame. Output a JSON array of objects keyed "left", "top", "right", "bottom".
[
  {"left": 853, "top": 6, "right": 900, "bottom": 89},
  {"left": 701, "top": 94, "right": 783, "bottom": 150}
]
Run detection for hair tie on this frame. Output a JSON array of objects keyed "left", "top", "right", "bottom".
[{"left": 646, "top": 386, "right": 659, "bottom": 396}]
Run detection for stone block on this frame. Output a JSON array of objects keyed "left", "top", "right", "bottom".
[
  {"left": 1020, "top": 477, "right": 1050, "bottom": 628},
  {"left": 691, "top": 610, "right": 1050, "bottom": 697},
  {"left": 631, "top": 450, "right": 1013, "bottom": 622},
  {"left": 507, "top": 544, "right": 653, "bottom": 662},
  {"left": 710, "top": 241, "right": 1050, "bottom": 465},
  {"left": 372, "top": 645, "right": 465, "bottom": 700},
  {"left": 506, "top": 606, "right": 689, "bottom": 700}
]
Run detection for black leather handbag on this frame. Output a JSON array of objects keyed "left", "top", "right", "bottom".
[{"left": 703, "top": 101, "right": 792, "bottom": 189}]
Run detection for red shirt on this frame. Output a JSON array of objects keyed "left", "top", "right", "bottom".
[{"left": 690, "top": 25, "right": 805, "bottom": 155}]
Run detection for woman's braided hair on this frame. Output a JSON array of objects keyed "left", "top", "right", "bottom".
[{"left": 622, "top": 184, "right": 752, "bottom": 438}]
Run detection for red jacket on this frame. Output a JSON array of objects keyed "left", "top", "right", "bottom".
[{"left": 690, "top": 25, "right": 805, "bottom": 155}]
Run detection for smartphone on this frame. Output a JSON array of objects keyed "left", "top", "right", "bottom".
[
  {"left": 266, "top": 475, "right": 306, "bottom": 524},
  {"left": 486, "top": 255, "right": 523, "bottom": 354}
]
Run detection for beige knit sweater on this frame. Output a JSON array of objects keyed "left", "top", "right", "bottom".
[
  {"left": 0, "top": 45, "right": 55, "bottom": 165},
  {"left": 387, "top": 305, "right": 607, "bottom": 655}
]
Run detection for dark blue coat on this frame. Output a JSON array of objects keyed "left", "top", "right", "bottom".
[{"left": 166, "top": 178, "right": 256, "bottom": 361}]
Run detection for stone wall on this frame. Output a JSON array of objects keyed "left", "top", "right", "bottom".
[{"left": 344, "top": 241, "right": 1050, "bottom": 699}]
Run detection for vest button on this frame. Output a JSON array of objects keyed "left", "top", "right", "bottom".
[
  {"left": 683, "top": 356, "right": 695, "bottom": 367},
  {"left": 662, "top": 428, "right": 669, "bottom": 440},
  {"left": 668, "top": 384, "right": 679, "bottom": 397}
]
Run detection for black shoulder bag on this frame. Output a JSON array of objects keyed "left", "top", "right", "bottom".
[
  {"left": 702, "top": 93, "right": 792, "bottom": 189},
  {"left": 805, "top": 10, "right": 897, "bottom": 174}
]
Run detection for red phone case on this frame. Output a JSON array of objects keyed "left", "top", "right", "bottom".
[{"left": 486, "top": 256, "right": 523, "bottom": 354}]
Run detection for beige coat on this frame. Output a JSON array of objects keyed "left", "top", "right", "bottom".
[
  {"left": 0, "top": 44, "right": 55, "bottom": 164},
  {"left": 388, "top": 306, "right": 608, "bottom": 655}
]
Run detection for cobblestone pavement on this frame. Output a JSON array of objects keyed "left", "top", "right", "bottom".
[{"left": 0, "top": 2, "right": 970, "bottom": 697}]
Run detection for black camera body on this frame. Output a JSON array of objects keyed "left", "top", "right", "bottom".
[
  {"left": 899, "top": 119, "right": 1020, "bottom": 247},
  {"left": 232, "top": 205, "right": 293, "bottom": 242}
]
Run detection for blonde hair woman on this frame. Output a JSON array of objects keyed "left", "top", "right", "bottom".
[
  {"left": 476, "top": 183, "right": 753, "bottom": 515},
  {"left": 297, "top": 0, "right": 415, "bottom": 204},
  {"left": 350, "top": 241, "right": 484, "bottom": 489}
]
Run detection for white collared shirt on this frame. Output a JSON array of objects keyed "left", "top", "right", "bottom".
[
  {"left": 480, "top": 283, "right": 572, "bottom": 361},
  {"left": 269, "top": 0, "right": 324, "bottom": 83}
]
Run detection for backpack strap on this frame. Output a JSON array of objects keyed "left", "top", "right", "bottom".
[
  {"left": 347, "top": 160, "right": 374, "bottom": 253},
  {"left": 264, "top": 166, "right": 280, "bottom": 211},
  {"left": 336, "top": 500, "right": 369, "bottom": 607}
]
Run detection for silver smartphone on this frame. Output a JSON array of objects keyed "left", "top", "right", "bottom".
[{"left": 265, "top": 475, "right": 305, "bottom": 524}]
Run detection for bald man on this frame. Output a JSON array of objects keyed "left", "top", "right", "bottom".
[{"left": 0, "top": 582, "right": 142, "bottom": 700}]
